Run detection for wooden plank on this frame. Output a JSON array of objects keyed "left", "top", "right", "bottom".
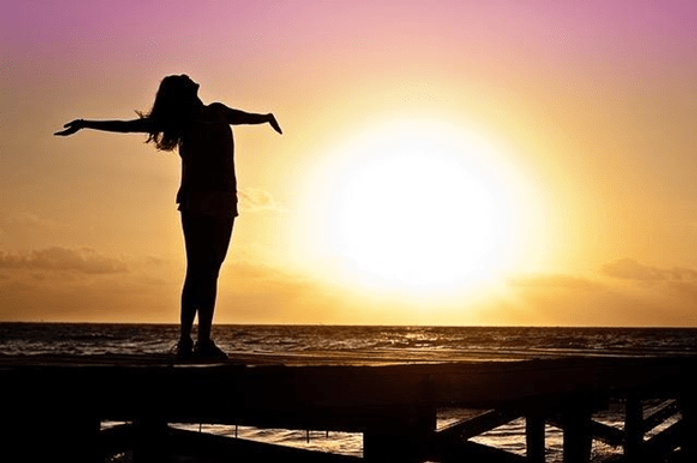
[
  {"left": 169, "top": 426, "right": 362, "bottom": 463},
  {"left": 589, "top": 420, "right": 624, "bottom": 447},
  {"left": 430, "top": 409, "right": 529, "bottom": 463},
  {"left": 547, "top": 417, "right": 623, "bottom": 447},
  {"left": 644, "top": 419, "right": 683, "bottom": 457},
  {"left": 3, "top": 355, "right": 697, "bottom": 414},
  {"left": 433, "top": 440, "right": 527, "bottom": 463},
  {"left": 643, "top": 399, "right": 679, "bottom": 433},
  {"left": 99, "top": 423, "right": 363, "bottom": 463},
  {"left": 436, "top": 409, "right": 521, "bottom": 442}
]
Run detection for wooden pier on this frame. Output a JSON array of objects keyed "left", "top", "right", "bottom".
[{"left": 2, "top": 353, "right": 696, "bottom": 462}]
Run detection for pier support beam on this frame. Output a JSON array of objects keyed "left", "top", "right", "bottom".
[
  {"left": 363, "top": 406, "right": 436, "bottom": 463},
  {"left": 680, "top": 387, "right": 697, "bottom": 462},
  {"left": 561, "top": 399, "right": 592, "bottom": 463},
  {"left": 526, "top": 412, "right": 546, "bottom": 463},
  {"left": 3, "top": 410, "right": 101, "bottom": 463},
  {"left": 132, "top": 417, "right": 169, "bottom": 463},
  {"left": 624, "top": 393, "right": 644, "bottom": 460}
]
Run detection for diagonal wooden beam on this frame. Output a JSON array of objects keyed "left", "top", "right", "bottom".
[
  {"left": 435, "top": 409, "right": 522, "bottom": 442},
  {"left": 166, "top": 427, "right": 362, "bottom": 463},
  {"left": 548, "top": 416, "right": 624, "bottom": 447},
  {"left": 644, "top": 419, "right": 683, "bottom": 458},
  {"left": 643, "top": 399, "right": 679, "bottom": 433},
  {"left": 431, "top": 440, "right": 527, "bottom": 463}
]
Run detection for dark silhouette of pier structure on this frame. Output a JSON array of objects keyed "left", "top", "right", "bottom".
[{"left": 2, "top": 353, "right": 696, "bottom": 462}]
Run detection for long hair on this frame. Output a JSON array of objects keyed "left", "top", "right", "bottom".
[{"left": 139, "top": 75, "right": 199, "bottom": 151}]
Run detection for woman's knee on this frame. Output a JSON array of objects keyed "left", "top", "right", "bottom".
[{"left": 186, "top": 260, "right": 222, "bottom": 280}]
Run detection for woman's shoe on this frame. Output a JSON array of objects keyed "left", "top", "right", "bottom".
[
  {"left": 193, "top": 340, "right": 228, "bottom": 361},
  {"left": 171, "top": 337, "right": 194, "bottom": 360}
]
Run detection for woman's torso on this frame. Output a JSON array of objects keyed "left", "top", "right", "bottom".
[{"left": 176, "top": 104, "right": 238, "bottom": 217}]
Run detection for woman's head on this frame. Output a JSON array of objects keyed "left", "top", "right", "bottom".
[
  {"left": 141, "top": 74, "right": 201, "bottom": 151},
  {"left": 157, "top": 74, "right": 200, "bottom": 105}
]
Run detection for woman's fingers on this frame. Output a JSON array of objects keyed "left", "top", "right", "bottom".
[
  {"left": 54, "top": 120, "right": 81, "bottom": 136},
  {"left": 269, "top": 115, "right": 282, "bottom": 134}
]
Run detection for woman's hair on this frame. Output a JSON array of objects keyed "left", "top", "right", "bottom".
[{"left": 139, "top": 75, "right": 199, "bottom": 151}]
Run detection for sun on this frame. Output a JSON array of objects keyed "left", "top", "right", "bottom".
[
  {"left": 335, "top": 153, "right": 503, "bottom": 289},
  {"left": 302, "top": 118, "right": 527, "bottom": 296}
]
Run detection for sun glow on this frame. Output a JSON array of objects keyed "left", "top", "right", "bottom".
[{"left": 302, "top": 118, "right": 533, "bottom": 297}]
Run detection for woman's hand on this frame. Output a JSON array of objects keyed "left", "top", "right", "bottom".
[
  {"left": 267, "top": 114, "right": 282, "bottom": 134},
  {"left": 54, "top": 119, "right": 84, "bottom": 136}
]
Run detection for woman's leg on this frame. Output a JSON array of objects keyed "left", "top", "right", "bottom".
[{"left": 180, "top": 211, "right": 235, "bottom": 344}]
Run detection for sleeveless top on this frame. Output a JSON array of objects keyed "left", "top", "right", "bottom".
[{"left": 176, "top": 103, "right": 238, "bottom": 218}]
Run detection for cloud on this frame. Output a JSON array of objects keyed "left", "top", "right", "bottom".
[
  {"left": 601, "top": 258, "right": 697, "bottom": 282},
  {"left": 0, "top": 244, "right": 345, "bottom": 324},
  {"left": 501, "top": 259, "right": 697, "bottom": 326},
  {"left": 0, "top": 250, "right": 182, "bottom": 322},
  {"left": 599, "top": 259, "right": 697, "bottom": 320},
  {"left": 670, "top": 267, "right": 697, "bottom": 280},
  {"left": 238, "top": 188, "right": 286, "bottom": 214},
  {"left": 508, "top": 273, "right": 603, "bottom": 291},
  {"left": 3, "top": 244, "right": 697, "bottom": 325},
  {"left": 0, "top": 212, "right": 67, "bottom": 236},
  {"left": 1, "top": 212, "right": 54, "bottom": 228},
  {"left": 601, "top": 258, "right": 667, "bottom": 281},
  {"left": 0, "top": 247, "right": 128, "bottom": 275}
]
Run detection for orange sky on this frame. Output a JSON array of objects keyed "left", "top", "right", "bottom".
[{"left": 2, "top": 1, "right": 697, "bottom": 326}]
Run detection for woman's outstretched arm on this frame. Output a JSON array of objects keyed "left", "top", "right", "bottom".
[
  {"left": 216, "top": 103, "right": 282, "bottom": 134},
  {"left": 54, "top": 118, "right": 153, "bottom": 136}
]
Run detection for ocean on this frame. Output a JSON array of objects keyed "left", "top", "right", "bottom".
[{"left": 2, "top": 323, "right": 696, "bottom": 462}]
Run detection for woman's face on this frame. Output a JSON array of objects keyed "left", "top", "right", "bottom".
[{"left": 179, "top": 74, "right": 200, "bottom": 96}]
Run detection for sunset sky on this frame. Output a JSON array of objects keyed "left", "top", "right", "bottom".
[{"left": 2, "top": 0, "right": 697, "bottom": 326}]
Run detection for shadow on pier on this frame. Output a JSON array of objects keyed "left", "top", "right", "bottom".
[{"left": 2, "top": 353, "right": 696, "bottom": 462}]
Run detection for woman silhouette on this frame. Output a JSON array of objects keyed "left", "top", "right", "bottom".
[{"left": 56, "top": 74, "right": 282, "bottom": 360}]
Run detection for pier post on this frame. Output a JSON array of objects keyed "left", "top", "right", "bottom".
[
  {"left": 4, "top": 411, "right": 101, "bottom": 463},
  {"left": 624, "top": 392, "right": 643, "bottom": 460},
  {"left": 67, "top": 413, "right": 102, "bottom": 463},
  {"left": 680, "top": 387, "right": 697, "bottom": 461},
  {"left": 526, "top": 411, "right": 546, "bottom": 463},
  {"left": 561, "top": 398, "right": 592, "bottom": 463},
  {"left": 363, "top": 405, "right": 436, "bottom": 463},
  {"left": 3, "top": 389, "right": 101, "bottom": 463},
  {"left": 132, "top": 417, "right": 169, "bottom": 463}
]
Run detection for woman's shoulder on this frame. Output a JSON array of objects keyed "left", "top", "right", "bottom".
[
  {"left": 197, "top": 102, "right": 230, "bottom": 123},
  {"left": 204, "top": 102, "right": 230, "bottom": 114}
]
